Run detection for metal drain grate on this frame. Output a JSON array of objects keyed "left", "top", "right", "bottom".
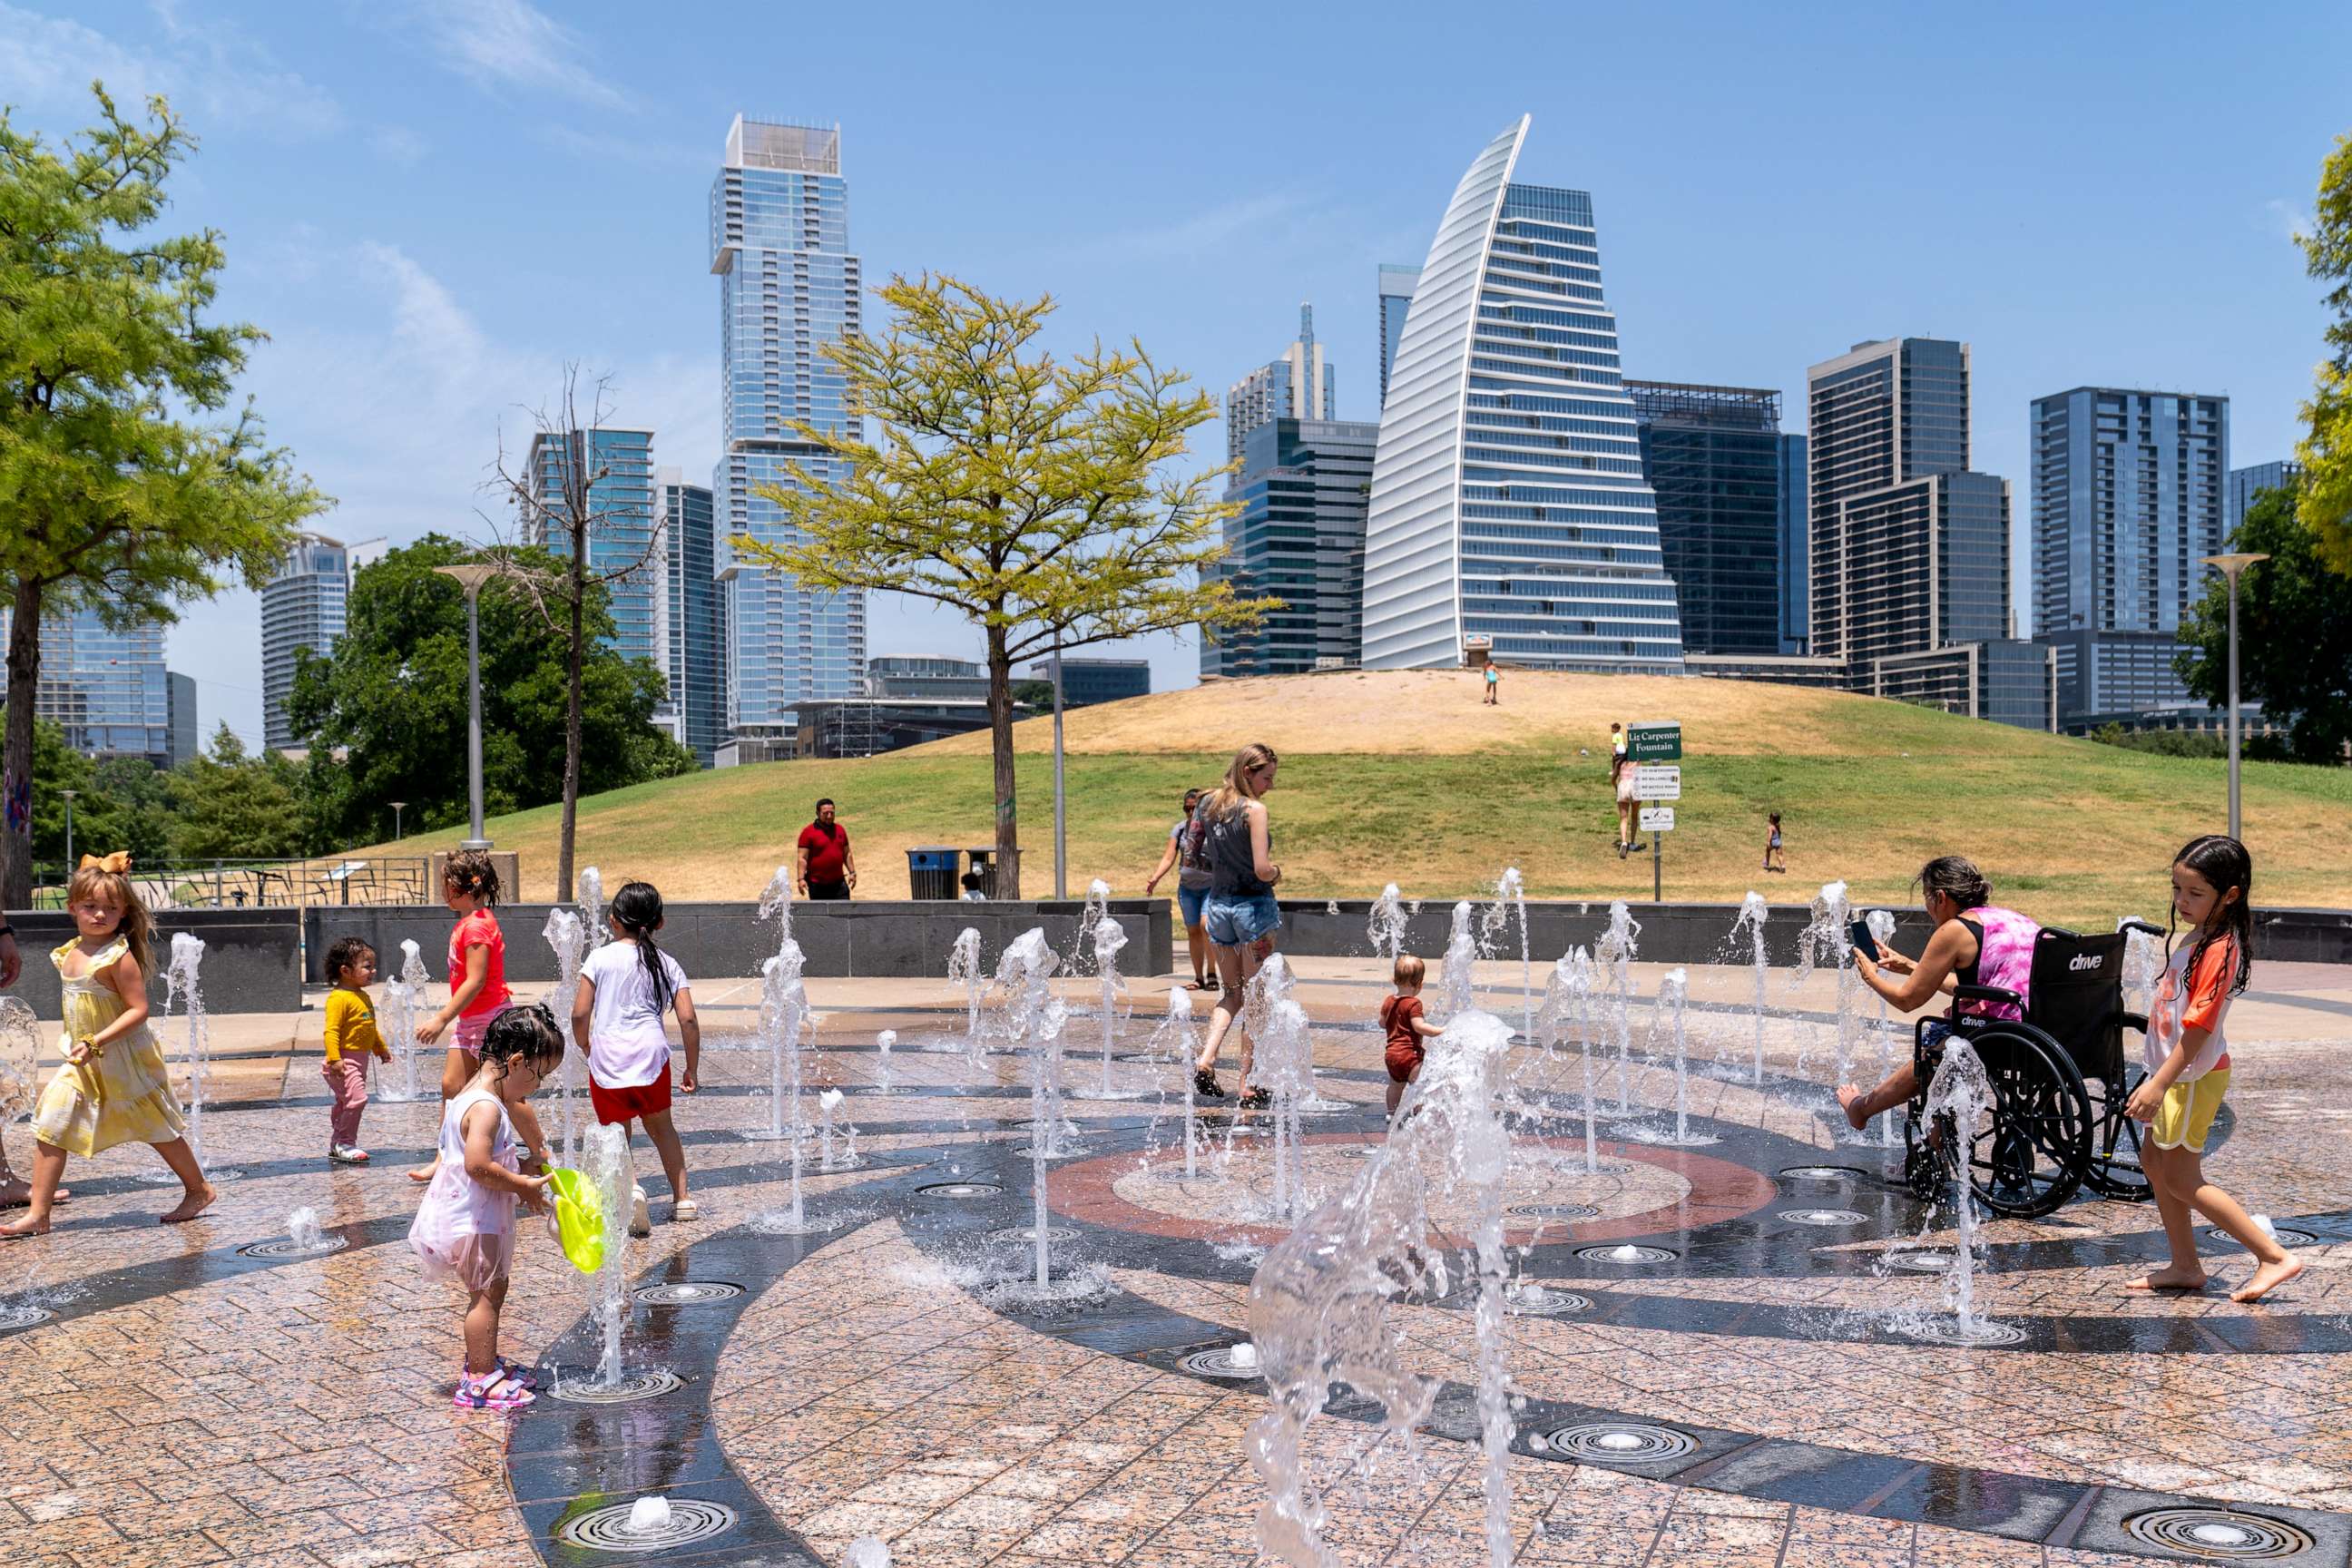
[
  {"left": 1178, "top": 1345, "right": 1263, "bottom": 1379},
  {"left": 1571, "top": 1244, "right": 1677, "bottom": 1265},
  {"left": 547, "top": 1368, "right": 685, "bottom": 1405},
  {"left": 1506, "top": 1202, "right": 1600, "bottom": 1221},
  {"left": 1781, "top": 1209, "right": 1868, "bottom": 1227},
  {"left": 1502, "top": 1286, "right": 1592, "bottom": 1317},
  {"left": 1780, "top": 1164, "right": 1866, "bottom": 1181},
  {"left": 1896, "top": 1317, "right": 2026, "bottom": 1348},
  {"left": 1530, "top": 1422, "right": 1696, "bottom": 1463},
  {"left": 554, "top": 1498, "right": 739, "bottom": 1554},
  {"left": 2207, "top": 1225, "right": 2318, "bottom": 1248},
  {"left": 632, "top": 1282, "right": 743, "bottom": 1307},
  {"left": 237, "top": 1236, "right": 348, "bottom": 1259},
  {"left": 1886, "top": 1249, "right": 1959, "bottom": 1272},
  {"left": 919, "top": 1181, "right": 1001, "bottom": 1198},
  {"left": 989, "top": 1224, "right": 1078, "bottom": 1246},
  {"left": 2122, "top": 1506, "right": 2316, "bottom": 1560},
  {"left": 0, "top": 1306, "right": 52, "bottom": 1332}
]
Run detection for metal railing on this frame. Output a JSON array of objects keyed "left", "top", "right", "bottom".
[{"left": 30, "top": 856, "right": 436, "bottom": 910}]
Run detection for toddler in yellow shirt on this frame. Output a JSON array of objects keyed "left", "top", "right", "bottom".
[{"left": 322, "top": 936, "right": 390, "bottom": 1163}]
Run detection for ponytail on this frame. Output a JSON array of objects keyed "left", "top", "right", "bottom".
[{"left": 610, "top": 881, "right": 672, "bottom": 1016}]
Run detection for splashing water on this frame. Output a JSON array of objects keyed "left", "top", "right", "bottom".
[
  {"left": 1073, "top": 878, "right": 1111, "bottom": 972},
  {"left": 162, "top": 933, "right": 217, "bottom": 1171},
  {"left": 1533, "top": 949, "right": 1600, "bottom": 1171},
  {"left": 1794, "top": 881, "right": 1859, "bottom": 1107},
  {"left": 1595, "top": 902, "right": 1640, "bottom": 1115},
  {"left": 818, "top": 1088, "right": 850, "bottom": 1171},
  {"left": 1093, "top": 916, "right": 1134, "bottom": 1099},
  {"left": 1730, "top": 893, "right": 1769, "bottom": 1085},
  {"left": 376, "top": 940, "right": 430, "bottom": 1102},
  {"left": 1644, "top": 968, "right": 1714, "bottom": 1146},
  {"left": 749, "top": 943, "right": 810, "bottom": 1148},
  {"left": 287, "top": 1206, "right": 324, "bottom": 1251},
  {"left": 1156, "top": 990, "right": 1205, "bottom": 1180},
  {"left": 586, "top": 1121, "right": 633, "bottom": 1387},
  {"left": 625, "top": 1495, "right": 670, "bottom": 1536},
  {"left": 0, "top": 996, "right": 43, "bottom": 1122},
  {"left": 2119, "top": 917, "right": 2163, "bottom": 1015},
  {"left": 1247, "top": 1010, "right": 1519, "bottom": 1567},
  {"left": 946, "top": 927, "right": 985, "bottom": 1055},
  {"left": 1438, "top": 901, "right": 1478, "bottom": 1022},
  {"left": 876, "top": 1030, "right": 897, "bottom": 1093},
  {"left": 1250, "top": 959, "right": 1313, "bottom": 1220},
  {"left": 995, "top": 930, "right": 1069, "bottom": 1287},
  {"left": 543, "top": 907, "right": 590, "bottom": 1165},
  {"left": 578, "top": 866, "right": 606, "bottom": 951},
  {"left": 757, "top": 864, "right": 796, "bottom": 954},
  {"left": 1481, "top": 867, "right": 1531, "bottom": 1039},
  {"left": 1911, "top": 1038, "right": 2009, "bottom": 1342},
  {"left": 1367, "top": 883, "right": 1407, "bottom": 962},
  {"left": 1867, "top": 908, "right": 1900, "bottom": 1147},
  {"left": 844, "top": 1538, "right": 892, "bottom": 1568}
]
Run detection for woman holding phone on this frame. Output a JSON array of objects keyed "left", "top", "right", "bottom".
[{"left": 1834, "top": 856, "right": 2041, "bottom": 1135}]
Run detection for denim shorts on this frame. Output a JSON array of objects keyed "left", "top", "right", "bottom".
[
  {"left": 1203, "top": 893, "right": 1280, "bottom": 948},
  {"left": 1176, "top": 884, "right": 1209, "bottom": 928}
]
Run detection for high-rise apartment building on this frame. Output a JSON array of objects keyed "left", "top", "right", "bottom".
[
  {"left": 1377, "top": 264, "right": 1419, "bottom": 408},
  {"left": 1778, "top": 432, "right": 1808, "bottom": 652},
  {"left": 0, "top": 606, "right": 185, "bottom": 765},
  {"left": 1626, "top": 381, "right": 1793, "bottom": 657},
  {"left": 260, "top": 530, "right": 348, "bottom": 750},
  {"left": 1226, "top": 306, "right": 1336, "bottom": 465},
  {"left": 710, "top": 115, "right": 867, "bottom": 739},
  {"left": 2030, "top": 387, "right": 2227, "bottom": 723},
  {"left": 1362, "top": 116, "right": 1683, "bottom": 673},
  {"left": 1202, "top": 416, "right": 1380, "bottom": 677},
  {"left": 866, "top": 656, "right": 989, "bottom": 701},
  {"left": 2227, "top": 459, "right": 2301, "bottom": 535},
  {"left": 1024, "top": 658, "right": 1151, "bottom": 707},
  {"left": 523, "top": 426, "right": 658, "bottom": 668},
  {"left": 653, "top": 467, "right": 727, "bottom": 767}
]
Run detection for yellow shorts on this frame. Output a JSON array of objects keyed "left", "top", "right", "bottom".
[{"left": 2148, "top": 1067, "right": 2229, "bottom": 1154}]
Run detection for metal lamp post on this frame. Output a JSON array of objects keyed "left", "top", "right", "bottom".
[
  {"left": 2200, "top": 552, "right": 2269, "bottom": 839},
  {"left": 58, "top": 789, "right": 76, "bottom": 876},
  {"left": 433, "top": 564, "right": 499, "bottom": 850},
  {"left": 1050, "top": 642, "right": 1067, "bottom": 899},
  {"left": 389, "top": 800, "right": 407, "bottom": 842}
]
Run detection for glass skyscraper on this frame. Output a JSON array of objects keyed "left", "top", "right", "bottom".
[
  {"left": 523, "top": 426, "right": 658, "bottom": 668},
  {"left": 0, "top": 605, "right": 182, "bottom": 764},
  {"left": 1202, "top": 416, "right": 1381, "bottom": 676},
  {"left": 1225, "top": 306, "right": 1335, "bottom": 466},
  {"left": 653, "top": 467, "right": 728, "bottom": 767},
  {"left": 259, "top": 530, "right": 348, "bottom": 750},
  {"left": 710, "top": 115, "right": 866, "bottom": 737},
  {"left": 1362, "top": 116, "right": 1683, "bottom": 672},
  {"left": 1377, "top": 264, "right": 1419, "bottom": 409},
  {"left": 1626, "top": 381, "right": 1791, "bottom": 657},
  {"left": 2226, "top": 458, "right": 2300, "bottom": 535}
]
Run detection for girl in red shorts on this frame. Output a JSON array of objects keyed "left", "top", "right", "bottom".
[
  {"left": 573, "top": 881, "right": 701, "bottom": 1230},
  {"left": 1380, "top": 954, "right": 1444, "bottom": 1122}
]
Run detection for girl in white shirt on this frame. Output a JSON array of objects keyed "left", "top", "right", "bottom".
[{"left": 573, "top": 881, "right": 701, "bottom": 1226}]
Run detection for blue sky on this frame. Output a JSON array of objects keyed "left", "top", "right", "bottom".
[{"left": 6, "top": 0, "right": 2347, "bottom": 749}]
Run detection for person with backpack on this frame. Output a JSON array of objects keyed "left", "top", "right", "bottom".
[{"left": 1144, "top": 786, "right": 1217, "bottom": 990}]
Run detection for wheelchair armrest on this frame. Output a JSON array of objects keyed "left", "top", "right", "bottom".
[
  {"left": 2122, "top": 1011, "right": 2148, "bottom": 1034},
  {"left": 2119, "top": 918, "right": 2165, "bottom": 939},
  {"left": 1951, "top": 984, "right": 2025, "bottom": 1012}
]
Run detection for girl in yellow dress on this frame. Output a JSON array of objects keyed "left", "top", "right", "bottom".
[{"left": 0, "top": 856, "right": 215, "bottom": 1237}]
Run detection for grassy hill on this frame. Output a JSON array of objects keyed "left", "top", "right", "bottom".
[{"left": 352, "top": 671, "right": 2352, "bottom": 926}]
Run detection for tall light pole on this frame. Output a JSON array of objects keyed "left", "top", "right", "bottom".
[
  {"left": 58, "top": 789, "right": 76, "bottom": 876},
  {"left": 1050, "top": 642, "right": 1067, "bottom": 899},
  {"left": 2200, "top": 552, "right": 2269, "bottom": 840},
  {"left": 389, "top": 800, "right": 407, "bottom": 842},
  {"left": 434, "top": 564, "right": 498, "bottom": 850}
]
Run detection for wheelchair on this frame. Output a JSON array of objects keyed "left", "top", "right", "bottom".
[{"left": 1903, "top": 922, "right": 2162, "bottom": 1219}]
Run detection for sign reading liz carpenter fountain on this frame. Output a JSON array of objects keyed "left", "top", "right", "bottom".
[{"left": 1626, "top": 720, "right": 1682, "bottom": 762}]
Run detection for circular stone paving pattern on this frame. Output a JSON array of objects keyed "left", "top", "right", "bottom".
[
  {"left": 2122, "top": 1507, "right": 2316, "bottom": 1560},
  {"left": 1530, "top": 1423, "right": 1697, "bottom": 1463},
  {"left": 633, "top": 1282, "right": 744, "bottom": 1307},
  {"left": 547, "top": 1368, "right": 686, "bottom": 1405},
  {"left": 237, "top": 1235, "right": 348, "bottom": 1259},
  {"left": 555, "top": 1498, "right": 740, "bottom": 1554},
  {"left": 0, "top": 1306, "right": 53, "bottom": 1332}
]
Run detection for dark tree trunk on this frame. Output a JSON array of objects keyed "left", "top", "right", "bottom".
[
  {"left": 985, "top": 622, "right": 1020, "bottom": 899},
  {"left": 1, "top": 579, "right": 43, "bottom": 908}
]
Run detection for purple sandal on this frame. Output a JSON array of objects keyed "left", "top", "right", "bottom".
[{"left": 453, "top": 1368, "right": 534, "bottom": 1412}]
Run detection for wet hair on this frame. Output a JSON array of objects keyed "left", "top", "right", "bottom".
[
  {"left": 1393, "top": 954, "right": 1426, "bottom": 989},
  {"left": 609, "top": 880, "right": 674, "bottom": 1018},
  {"left": 1916, "top": 855, "right": 1991, "bottom": 912},
  {"left": 2169, "top": 834, "right": 2254, "bottom": 1000},
  {"left": 1206, "top": 742, "right": 1279, "bottom": 823},
  {"left": 444, "top": 848, "right": 501, "bottom": 906},
  {"left": 65, "top": 862, "right": 152, "bottom": 978},
  {"left": 324, "top": 936, "right": 376, "bottom": 985},
  {"left": 480, "top": 1002, "right": 564, "bottom": 1075}
]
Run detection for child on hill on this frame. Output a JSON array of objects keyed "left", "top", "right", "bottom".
[
  {"left": 409, "top": 1003, "right": 559, "bottom": 1411},
  {"left": 322, "top": 936, "right": 391, "bottom": 1163},
  {"left": 1764, "top": 812, "right": 1786, "bottom": 875},
  {"left": 2125, "top": 835, "right": 2300, "bottom": 1305},
  {"left": 1380, "top": 955, "right": 1444, "bottom": 1121},
  {"left": 574, "top": 881, "right": 701, "bottom": 1236},
  {"left": 0, "top": 854, "right": 213, "bottom": 1236}
]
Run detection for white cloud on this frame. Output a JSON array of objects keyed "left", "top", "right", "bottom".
[
  {"left": 2265, "top": 198, "right": 2313, "bottom": 247},
  {"left": 397, "top": 0, "right": 629, "bottom": 111},
  {"left": 0, "top": 2, "right": 344, "bottom": 138}
]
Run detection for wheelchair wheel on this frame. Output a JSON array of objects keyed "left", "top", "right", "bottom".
[
  {"left": 1965, "top": 1027, "right": 2091, "bottom": 1218},
  {"left": 2082, "top": 1069, "right": 2153, "bottom": 1202}
]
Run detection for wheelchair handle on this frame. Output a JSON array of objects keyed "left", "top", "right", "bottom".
[{"left": 2119, "top": 918, "right": 2165, "bottom": 938}]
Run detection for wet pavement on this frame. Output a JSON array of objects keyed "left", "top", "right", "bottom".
[{"left": 0, "top": 951, "right": 2347, "bottom": 1566}]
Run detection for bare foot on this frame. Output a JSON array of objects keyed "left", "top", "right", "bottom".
[
  {"left": 409, "top": 1159, "right": 439, "bottom": 1184},
  {"left": 0, "top": 1215, "right": 51, "bottom": 1240},
  {"left": 0, "top": 1180, "right": 66, "bottom": 1208},
  {"left": 2125, "top": 1268, "right": 2209, "bottom": 1292},
  {"left": 160, "top": 1182, "right": 219, "bottom": 1224},
  {"left": 2230, "top": 1254, "right": 2303, "bottom": 1304},
  {"left": 1835, "top": 1085, "right": 1870, "bottom": 1132}
]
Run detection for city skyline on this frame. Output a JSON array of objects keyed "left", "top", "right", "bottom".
[{"left": 3, "top": 1, "right": 2339, "bottom": 744}]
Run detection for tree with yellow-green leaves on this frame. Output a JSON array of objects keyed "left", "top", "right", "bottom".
[
  {"left": 2296, "top": 132, "right": 2352, "bottom": 572},
  {"left": 744, "top": 273, "right": 1274, "bottom": 898}
]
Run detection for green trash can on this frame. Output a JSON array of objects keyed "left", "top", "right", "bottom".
[{"left": 906, "top": 846, "right": 959, "bottom": 901}]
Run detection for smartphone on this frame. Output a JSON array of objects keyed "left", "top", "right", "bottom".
[{"left": 1847, "top": 918, "right": 1878, "bottom": 958}]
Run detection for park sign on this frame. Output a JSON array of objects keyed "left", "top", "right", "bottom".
[
  {"left": 1640, "top": 806, "right": 1675, "bottom": 833},
  {"left": 1632, "top": 765, "right": 1681, "bottom": 802},
  {"left": 1626, "top": 721, "right": 1681, "bottom": 762}
]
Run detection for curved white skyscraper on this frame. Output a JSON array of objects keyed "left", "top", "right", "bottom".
[{"left": 1362, "top": 116, "right": 1684, "bottom": 671}]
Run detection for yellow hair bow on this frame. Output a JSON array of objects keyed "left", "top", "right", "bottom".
[{"left": 78, "top": 851, "right": 132, "bottom": 874}]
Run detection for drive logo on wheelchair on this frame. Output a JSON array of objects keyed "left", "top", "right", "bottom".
[{"left": 2069, "top": 953, "right": 2105, "bottom": 972}]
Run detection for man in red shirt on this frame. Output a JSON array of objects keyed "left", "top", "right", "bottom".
[{"left": 796, "top": 798, "right": 857, "bottom": 900}]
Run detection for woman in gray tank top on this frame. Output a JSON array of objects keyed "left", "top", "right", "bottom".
[{"left": 1192, "top": 743, "right": 1282, "bottom": 1104}]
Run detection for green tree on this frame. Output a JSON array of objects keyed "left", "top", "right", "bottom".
[
  {"left": 169, "top": 724, "right": 309, "bottom": 860},
  {"left": 2297, "top": 132, "right": 2352, "bottom": 572},
  {"left": 2176, "top": 487, "right": 2352, "bottom": 762},
  {"left": 0, "top": 87, "right": 327, "bottom": 904},
  {"left": 745, "top": 274, "right": 1273, "bottom": 896},
  {"left": 287, "top": 535, "right": 691, "bottom": 845}
]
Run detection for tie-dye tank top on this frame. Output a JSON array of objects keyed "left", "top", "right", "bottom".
[{"left": 1955, "top": 904, "right": 2039, "bottom": 1021}]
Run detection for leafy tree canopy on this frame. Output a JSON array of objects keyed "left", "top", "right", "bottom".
[
  {"left": 2176, "top": 486, "right": 2352, "bottom": 763},
  {"left": 2298, "top": 132, "right": 2352, "bottom": 572},
  {"left": 167, "top": 724, "right": 309, "bottom": 862},
  {"left": 287, "top": 535, "right": 691, "bottom": 845}
]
